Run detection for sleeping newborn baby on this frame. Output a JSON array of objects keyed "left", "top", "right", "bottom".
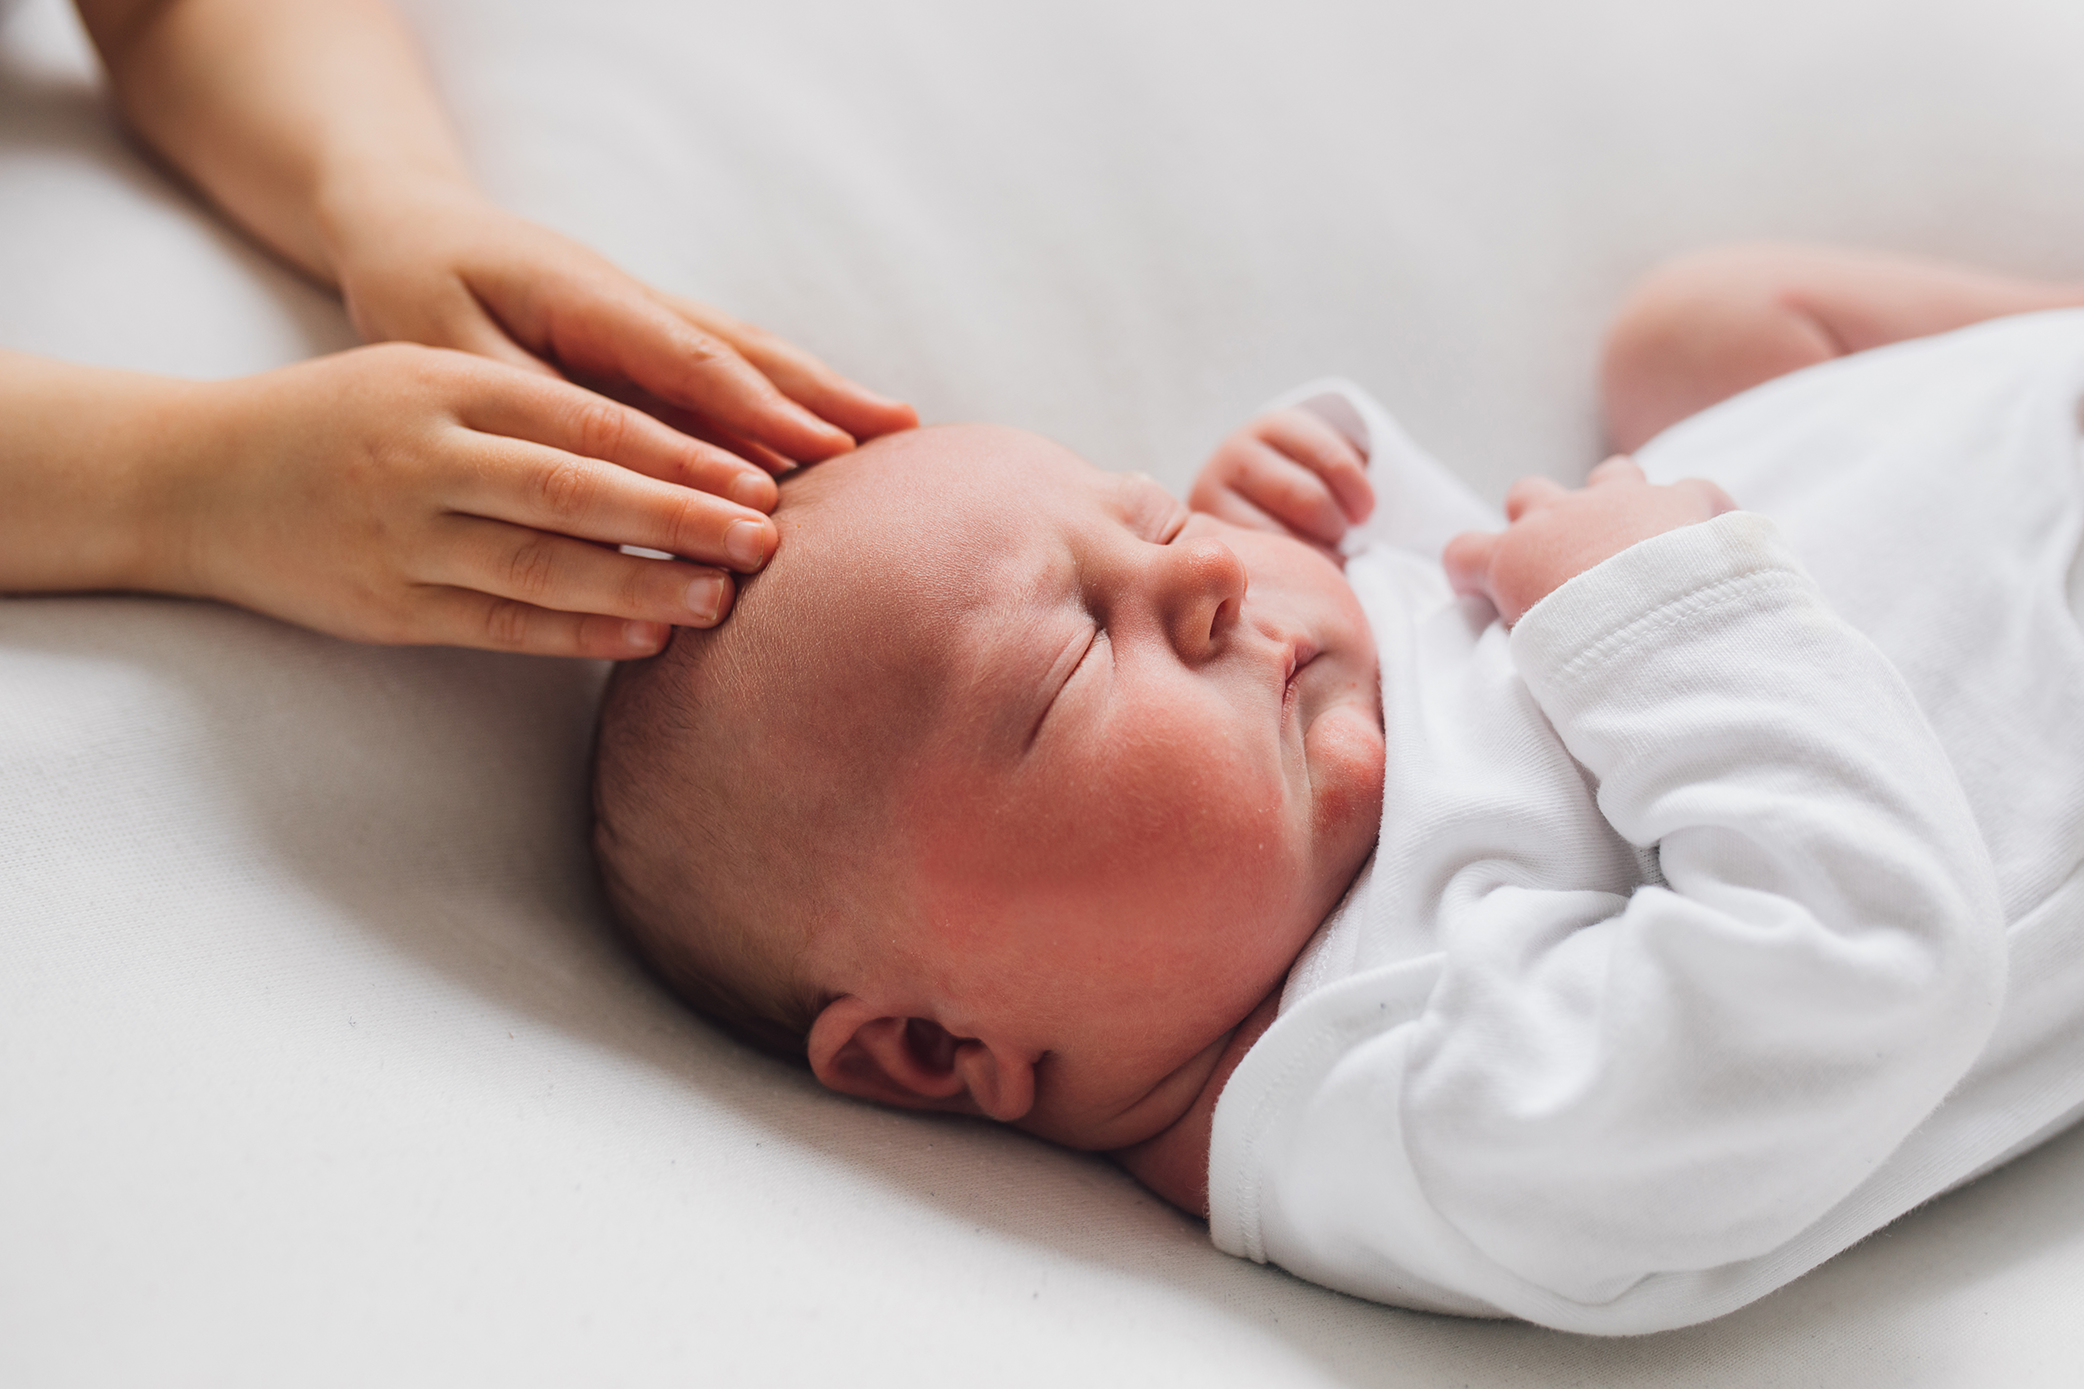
[{"left": 591, "top": 244, "right": 2084, "bottom": 1334}]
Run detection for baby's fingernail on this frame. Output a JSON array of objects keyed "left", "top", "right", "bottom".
[
  {"left": 730, "top": 472, "right": 778, "bottom": 509},
  {"left": 623, "top": 620, "right": 667, "bottom": 652},
  {"left": 685, "top": 574, "right": 729, "bottom": 623},
  {"left": 724, "top": 519, "right": 772, "bottom": 569}
]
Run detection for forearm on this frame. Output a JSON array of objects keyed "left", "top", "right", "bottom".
[
  {"left": 1436, "top": 514, "right": 2005, "bottom": 1287},
  {"left": 0, "top": 350, "right": 212, "bottom": 595},
  {"left": 1601, "top": 243, "right": 2084, "bottom": 450},
  {"left": 78, "top": 0, "right": 472, "bottom": 284}
]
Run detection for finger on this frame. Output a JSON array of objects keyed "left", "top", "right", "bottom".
[
  {"left": 1503, "top": 475, "right": 1569, "bottom": 522},
  {"left": 430, "top": 515, "right": 741, "bottom": 629},
  {"left": 492, "top": 277, "right": 860, "bottom": 464},
  {"left": 448, "top": 432, "right": 779, "bottom": 574},
  {"left": 1679, "top": 476, "right": 1739, "bottom": 516},
  {"left": 1441, "top": 530, "right": 1499, "bottom": 601},
  {"left": 427, "top": 306, "right": 562, "bottom": 380},
  {"left": 1253, "top": 410, "right": 1375, "bottom": 523},
  {"left": 1586, "top": 454, "right": 1646, "bottom": 488},
  {"left": 412, "top": 586, "right": 686, "bottom": 660},
  {"left": 1221, "top": 440, "right": 1350, "bottom": 545},
  {"left": 360, "top": 279, "right": 564, "bottom": 381},
  {"left": 658, "top": 291, "right": 921, "bottom": 442},
  {"left": 630, "top": 392, "right": 800, "bottom": 477},
  {"left": 457, "top": 369, "right": 779, "bottom": 512},
  {"left": 1190, "top": 484, "right": 1302, "bottom": 540}
]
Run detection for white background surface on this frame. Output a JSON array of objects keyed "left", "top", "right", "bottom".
[{"left": 9, "top": 0, "right": 2084, "bottom": 1383}]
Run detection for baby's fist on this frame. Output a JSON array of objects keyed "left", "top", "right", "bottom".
[
  {"left": 1443, "top": 456, "right": 1736, "bottom": 626},
  {"left": 1190, "top": 407, "right": 1373, "bottom": 554}
]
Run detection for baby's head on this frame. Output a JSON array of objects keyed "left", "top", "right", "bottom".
[{"left": 592, "top": 425, "right": 1385, "bottom": 1152}]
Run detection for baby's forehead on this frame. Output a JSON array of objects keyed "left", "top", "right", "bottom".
[
  {"left": 788, "top": 426, "right": 1155, "bottom": 582},
  {"left": 773, "top": 425, "right": 1153, "bottom": 746}
]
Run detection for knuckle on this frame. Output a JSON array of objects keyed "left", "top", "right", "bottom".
[
  {"left": 503, "top": 536, "right": 561, "bottom": 602},
  {"left": 480, "top": 598, "right": 536, "bottom": 650},
  {"left": 661, "top": 493, "right": 714, "bottom": 558},
  {"left": 681, "top": 330, "right": 733, "bottom": 368},
  {"left": 616, "top": 558, "right": 652, "bottom": 615},
  {"left": 533, "top": 456, "right": 599, "bottom": 520},
  {"left": 566, "top": 395, "right": 629, "bottom": 461}
]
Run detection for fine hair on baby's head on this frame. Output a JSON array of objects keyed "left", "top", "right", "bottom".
[{"left": 590, "top": 440, "right": 945, "bottom": 1058}]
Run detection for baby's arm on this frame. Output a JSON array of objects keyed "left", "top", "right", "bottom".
[
  {"left": 1223, "top": 483, "right": 2006, "bottom": 1319},
  {"left": 74, "top": 0, "right": 915, "bottom": 455},
  {"left": 1602, "top": 242, "right": 2084, "bottom": 451},
  {"left": 1190, "top": 408, "right": 1374, "bottom": 558}
]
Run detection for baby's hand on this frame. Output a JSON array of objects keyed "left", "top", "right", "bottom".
[
  {"left": 165, "top": 344, "right": 785, "bottom": 658},
  {"left": 1443, "top": 456, "right": 1736, "bottom": 626},
  {"left": 324, "top": 183, "right": 917, "bottom": 468},
  {"left": 1189, "top": 408, "right": 1374, "bottom": 555}
]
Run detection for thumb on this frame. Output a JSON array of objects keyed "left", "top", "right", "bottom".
[
  {"left": 1441, "top": 530, "right": 1498, "bottom": 602},
  {"left": 1585, "top": 453, "right": 1645, "bottom": 488}
]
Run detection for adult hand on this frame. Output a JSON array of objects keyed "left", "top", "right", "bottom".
[
  {"left": 1442, "top": 456, "right": 1736, "bottom": 626},
  {"left": 1188, "top": 407, "right": 1374, "bottom": 558},
  {"left": 322, "top": 178, "right": 918, "bottom": 470},
  {"left": 163, "top": 343, "right": 791, "bottom": 657}
]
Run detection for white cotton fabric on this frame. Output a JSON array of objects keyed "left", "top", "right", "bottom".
[{"left": 1210, "top": 313, "right": 2084, "bottom": 1334}]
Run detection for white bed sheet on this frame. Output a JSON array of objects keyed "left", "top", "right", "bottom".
[{"left": 9, "top": 0, "right": 2084, "bottom": 1383}]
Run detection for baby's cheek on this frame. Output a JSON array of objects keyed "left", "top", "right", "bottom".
[{"left": 1306, "top": 704, "right": 1388, "bottom": 839}]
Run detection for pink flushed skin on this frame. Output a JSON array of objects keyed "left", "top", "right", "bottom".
[{"left": 798, "top": 425, "right": 1383, "bottom": 1177}]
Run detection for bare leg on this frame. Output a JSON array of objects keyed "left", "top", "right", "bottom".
[{"left": 1600, "top": 243, "right": 2084, "bottom": 451}]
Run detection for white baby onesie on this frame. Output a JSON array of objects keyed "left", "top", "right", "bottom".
[{"left": 1207, "top": 309, "right": 2084, "bottom": 1334}]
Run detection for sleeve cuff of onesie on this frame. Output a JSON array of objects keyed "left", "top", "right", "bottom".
[{"left": 1507, "top": 511, "right": 1812, "bottom": 683}]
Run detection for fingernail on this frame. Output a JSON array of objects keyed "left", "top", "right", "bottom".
[
  {"left": 624, "top": 620, "right": 667, "bottom": 652},
  {"left": 729, "top": 472, "right": 778, "bottom": 509},
  {"left": 725, "top": 519, "right": 771, "bottom": 569},
  {"left": 685, "top": 574, "right": 728, "bottom": 623}
]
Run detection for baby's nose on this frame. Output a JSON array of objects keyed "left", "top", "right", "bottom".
[{"left": 1159, "top": 536, "right": 1246, "bottom": 661}]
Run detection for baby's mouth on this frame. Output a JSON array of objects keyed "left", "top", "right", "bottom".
[{"left": 1283, "top": 642, "right": 1321, "bottom": 720}]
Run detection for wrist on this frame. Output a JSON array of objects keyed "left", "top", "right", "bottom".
[
  {"left": 0, "top": 356, "right": 219, "bottom": 598},
  {"left": 310, "top": 157, "right": 481, "bottom": 289},
  {"left": 117, "top": 375, "right": 245, "bottom": 601}
]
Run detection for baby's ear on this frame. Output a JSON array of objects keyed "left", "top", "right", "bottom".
[{"left": 806, "top": 997, "right": 1035, "bottom": 1123}]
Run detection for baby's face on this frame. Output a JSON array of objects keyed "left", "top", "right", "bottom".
[{"left": 796, "top": 425, "right": 1385, "bottom": 1151}]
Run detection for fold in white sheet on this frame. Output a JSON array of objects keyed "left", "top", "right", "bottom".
[{"left": 1210, "top": 312, "right": 2084, "bottom": 1334}]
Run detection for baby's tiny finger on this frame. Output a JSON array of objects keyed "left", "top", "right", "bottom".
[
  {"left": 1192, "top": 484, "right": 1293, "bottom": 540},
  {"left": 1680, "top": 476, "right": 1739, "bottom": 517},
  {"left": 1503, "top": 475, "right": 1568, "bottom": 522},
  {"left": 1256, "top": 410, "right": 1374, "bottom": 523},
  {"left": 1230, "top": 441, "right": 1347, "bottom": 545},
  {"left": 1441, "top": 530, "right": 1498, "bottom": 601},
  {"left": 1586, "top": 454, "right": 1646, "bottom": 487}
]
